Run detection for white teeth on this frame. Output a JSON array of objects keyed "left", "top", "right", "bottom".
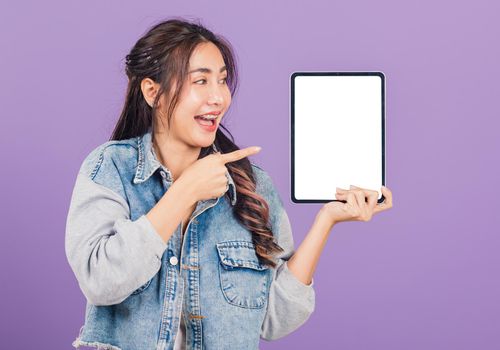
[{"left": 196, "top": 114, "right": 217, "bottom": 120}]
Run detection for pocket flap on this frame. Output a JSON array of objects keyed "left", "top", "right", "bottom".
[{"left": 216, "top": 240, "right": 269, "bottom": 271}]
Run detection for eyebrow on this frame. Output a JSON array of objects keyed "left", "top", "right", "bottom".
[{"left": 188, "top": 66, "right": 227, "bottom": 74}]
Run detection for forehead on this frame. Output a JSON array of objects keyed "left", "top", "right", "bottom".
[{"left": 189, "top": 42, "right": 225, "bottom": 70}]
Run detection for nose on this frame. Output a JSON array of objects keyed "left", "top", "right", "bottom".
[{"left": 207, "top": 84, "right": 224, "bottom": 105}]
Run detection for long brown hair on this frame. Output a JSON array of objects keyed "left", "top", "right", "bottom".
[{"left": 110, "top": 17, "right": 283, "bottom": 267}]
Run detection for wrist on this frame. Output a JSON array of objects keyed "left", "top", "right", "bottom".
[
  {"left": 171, "top": 178, "right": 197, "bottom": 207},
  {"left": 316, "top": 208, "right": 337, "bottom": 229}
]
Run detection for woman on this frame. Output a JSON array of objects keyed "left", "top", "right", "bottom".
[{"left": 65, "top": 18, "right": 393, "bottom": 350}]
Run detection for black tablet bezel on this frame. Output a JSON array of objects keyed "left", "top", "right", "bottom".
[{"left": 290, "top": 71, "right": 386, "bottom": 204}]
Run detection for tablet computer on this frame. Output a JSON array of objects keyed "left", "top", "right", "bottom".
[{"left": 291, "top": 72, "right": 386, "bottom": 204}]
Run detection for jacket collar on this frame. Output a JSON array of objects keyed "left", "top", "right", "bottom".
[{"left": 133, "top": 128, "right": 237, "bottom": 206}]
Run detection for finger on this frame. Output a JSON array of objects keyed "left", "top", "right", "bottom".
[
  {"left": 350, "top": 185, "right": 378, "bottom": 211},
  {"left": 336, "top": 190, "right": 359, "bottom": 209},
  {"left": 349, "top": 186, "right": 367, "bottom": 213},
  {"left": 335, "top": 187, "right": 351, "bottom": 202},
  {"left": 345, "top": 192, "right": 360, "bottom": 216},
  {"left": 220, "top": 146, "right": 261, "bottom": 164},
  {"left": 349, "top": 185, "right": 376, "bottom": 195},
  {"left": 335, "top": 192, "right": 363, "bottom": 219},
  {"left": 366, "top": 190, "right": 378, "bottom": 211},
  {"left": 334, "top": 191, "right": 347, "bottom": 201},
  {"left": 373, "top": 186, "right": 393, "bottom": 214},
  {"left": 382, "top": 186, "right": 392, "bottom": 205}
]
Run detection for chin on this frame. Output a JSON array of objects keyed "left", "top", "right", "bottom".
[
  {"left": 191, "top": 124, "right": 218, "bottom": 147},
  {"left": 194, "top": 136, "right": 216, "bottom": 149}
]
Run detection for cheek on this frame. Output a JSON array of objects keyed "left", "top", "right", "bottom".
[
  {"left": 188, "top": 84, "right": 205, "bottom": 98},
  {"left": 177, "top": 92, "right": 204, "bottom": 119}
]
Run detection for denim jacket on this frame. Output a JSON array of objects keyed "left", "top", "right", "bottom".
[{"left": 65, "top": 128, "right": 315, "bottom": 350}]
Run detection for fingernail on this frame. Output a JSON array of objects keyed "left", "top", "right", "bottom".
[{"left": 255, "top": 146, "right": 262, "bottom": 152}]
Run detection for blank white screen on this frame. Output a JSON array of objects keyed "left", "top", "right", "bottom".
[{"left": 294, "top": 74, "right": 383, "bottom": 201}]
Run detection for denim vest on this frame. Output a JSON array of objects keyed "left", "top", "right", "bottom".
[{"left": 65, "top": 129, "right": 315, "bottom": 350}]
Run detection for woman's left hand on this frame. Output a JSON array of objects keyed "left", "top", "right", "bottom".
[
  {"left": 286, "top": 185, "right": 393, "bottom": 286},
  {"left": 319, "top": 185, "right": 393, "bottom": 226}
]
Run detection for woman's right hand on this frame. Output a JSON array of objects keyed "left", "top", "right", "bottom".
[{"left": 176, "top": 146, "right": 261, "bottom": 203}]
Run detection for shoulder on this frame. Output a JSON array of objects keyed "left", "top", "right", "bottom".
[
  {"left": 250, "top": 163, "right": 273, "bottom": 193},
  {"left": 250, "top": 164, "right": 288, "bottom": 240},
  {"left": 78, "top": 137, "right": 138, "bottom": 180},
  {"left": 250, "top": 162, "right": 285, "bottom": 209},
  {"left": 250, "top": 163, "right": 272, "bottom": 187}
]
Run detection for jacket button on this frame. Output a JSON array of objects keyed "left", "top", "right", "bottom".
[
  {"left": 169, "top": 256, "right": 178, "bottom": 266},
  {"left": 160, "top": 171, "right": 166, "bottom": 178}
]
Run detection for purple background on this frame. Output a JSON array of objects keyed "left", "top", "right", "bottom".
[{"left": 1, "top": 0, "right": 499, "bottom": 349}]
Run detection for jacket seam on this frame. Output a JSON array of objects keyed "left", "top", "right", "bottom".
[{"left": 86, "top": 141, "right": 137, "bottom": 181}]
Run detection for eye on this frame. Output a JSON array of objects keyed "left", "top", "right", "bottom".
[{"left": 194, "top": 77, "right": 228, "bottom": 85}]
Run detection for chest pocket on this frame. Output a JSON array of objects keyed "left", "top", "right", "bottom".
[{"left": 216, "top": 240, "right": 270, "bottom": 309}]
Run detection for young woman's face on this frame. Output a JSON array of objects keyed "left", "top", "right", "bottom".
[{"left": 162, "top": 41, "right": 232, "bottom": 148}]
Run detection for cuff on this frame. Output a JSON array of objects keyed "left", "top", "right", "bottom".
[
  {"left": 279, "top": 260, "right": 315, "bottom": 291},
  {"left": 135, "top": 214, "right": 168, "bottom": 260}
]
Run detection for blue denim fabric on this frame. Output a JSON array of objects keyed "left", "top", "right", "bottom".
[{"left": 65, "top": 128, "right": 315, "bottom": 350}]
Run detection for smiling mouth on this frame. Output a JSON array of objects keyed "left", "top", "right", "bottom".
[{"left": 194, "top": 115, "right": 217, "bottom": 126}]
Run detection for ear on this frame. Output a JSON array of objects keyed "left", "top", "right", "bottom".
[{"left": 140, "top": 78, "right": 160, "bottom": 108}]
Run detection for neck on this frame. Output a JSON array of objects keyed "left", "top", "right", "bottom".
[{"left": 153, "top": 130, "right": 201, "bottom": 182}]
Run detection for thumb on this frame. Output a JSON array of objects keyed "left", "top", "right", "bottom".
[{"left": 220, "top": 146, "right": 261, "bottom": 164}]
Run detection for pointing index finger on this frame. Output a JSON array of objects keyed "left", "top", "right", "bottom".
[{"left": 220, "top": 146, "right": 261, "bottom": 164}]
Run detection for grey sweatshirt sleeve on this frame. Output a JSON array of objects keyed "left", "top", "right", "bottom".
[
  {"left": 65, "top": 172, "right": 167, "bottom": 306},
  {"left": 260, "top": 203, "right": 316, "bottom": 341}
]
